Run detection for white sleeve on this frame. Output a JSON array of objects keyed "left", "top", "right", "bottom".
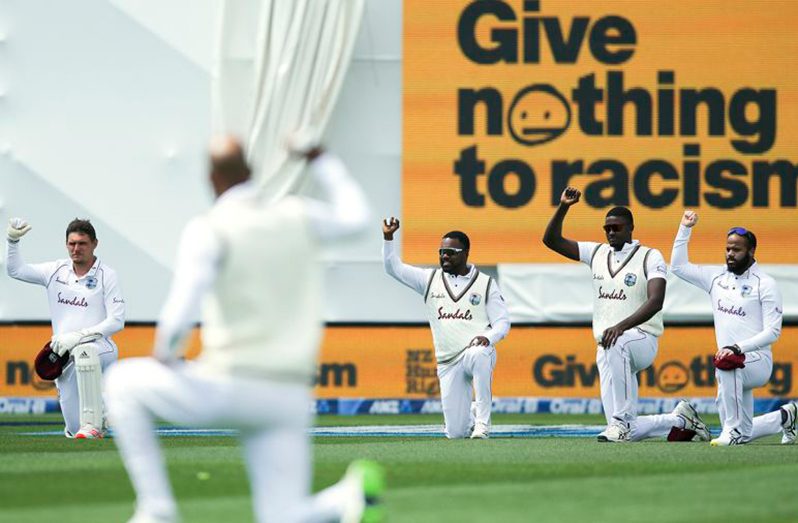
[
  {"left": 645, "top": 248, "right": 668, "bottom": 280},
  {"left": 84, "top": 267, "right": 125, "bottom": 337},
  {"left": 5, "top": 240, "right": 55, "bottom": 286},
  {"left": 577, "top": 241, "right": 601, "bottom": 266},
  {"left": 669, "top": 225, "right": 716, "bottom": 292},
  {"left": 737, "top": 278, "right": 783, "bottom": 353},
  {"left": 302, "top": 153, "right": 371, "bottom": 242},
  {"left": 382, "top": 240, "right": 432, "bottom": 296},
  {"left": 484, "top": 279, "right": 510, "bottom": 346},
  {"left": 153, "top": 217, "right": 222, "bottom": 360}
]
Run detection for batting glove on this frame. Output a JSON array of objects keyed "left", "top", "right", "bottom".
[
  {"left": 51, "top": 329, "right": 99, "bottom": 356},
  {"left": 7, "top": 218, "right": 32, "bottom": 242}
]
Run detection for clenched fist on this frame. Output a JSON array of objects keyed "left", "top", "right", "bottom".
[
  {"left": 382, "top": 217, "right": 400, "bottom": 240},
  {"left": 559, "top": 187, "right": 581, "bottom": 207},
  {"left": 681, "top": 211, "right": 698, "bottom": 228}
]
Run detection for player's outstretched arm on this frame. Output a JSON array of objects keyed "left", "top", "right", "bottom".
[
  {"left": 542, "top": 187, "right": 581, "bottom": 261},
  {"left": 291, "top": 139, "right": 371, "bottom": 241},
  {"left": 381, "top": 217, "right": 431, "bottom": 295},
  {"left": 153, "top": 217, "right": 221, "bottom": 362},
  {"left": 670, "top": 210, "right": 714, "bottom": 292}
]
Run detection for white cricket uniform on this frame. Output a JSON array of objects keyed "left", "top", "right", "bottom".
[
  {"left": 671, "top": 225, "right": 784, "bottom": 443},
  {"left": 578, "top": 240, "right": 681, "bottom": 441},
  {"left": 5, "top": 244, "right": 124, "bottom": 435},
  {"left": 383, "top": 241, "right": 510, "bottom": 438},
  {"left": 104, "top": 153, "right": 370, "bottom": 523}
]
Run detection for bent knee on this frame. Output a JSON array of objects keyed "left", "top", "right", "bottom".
[{"left": 104, "top": 358, "right": 157, "bottom": 399}]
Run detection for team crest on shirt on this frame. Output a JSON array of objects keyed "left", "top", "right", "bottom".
[
  {"left": 623, "top": 273, "right": 637, "bottom": 287},
  {"left": 740, "top": 285, "right": 752, "bottom": 297},
  {"left": 469, "top": 292, "right": 482, "bottom": 305},
  {"left": 85, "top": 276, "right": 97, "bottom": 289}
]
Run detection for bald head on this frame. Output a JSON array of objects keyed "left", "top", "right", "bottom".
[{"left": 209, "top": 135, "right": 251, "bottom": 197}]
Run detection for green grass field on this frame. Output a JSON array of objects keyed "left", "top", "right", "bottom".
[{"left": 1, "top": 413, "right": 796, "bottom": 523}]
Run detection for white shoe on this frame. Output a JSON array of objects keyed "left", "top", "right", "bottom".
[
  {"left": 673, "top": 400, "right": 711, "bottom": 441},
  {"left": 710, "top": 429, "right": 745, "bottom": 447},
  {"left": 470, "top": 423, "right": 489, "bottom": 439},
  {"left": 781, "top": 402, "right": 797, "bottom": 444},
  {"left": 75, "top": 424, "right": 104, "bottom": 439},
  {"left": 598, "top": 420, "right": 629, "bottom": 442}
]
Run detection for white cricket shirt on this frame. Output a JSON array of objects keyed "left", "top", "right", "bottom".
[
  {"left": 382, "top": 241, "right": 510, "bottom": 357},
  {"left": 671, "top": 225, "right": 783, "bottom": 353},
  {"left": 425, "top": 268, "right": 493, "bottom": 363},
  {"left": 153, "top": 153, "right": 371, "bottom": 376},
  {"left": 5, "top": 243, "right": 125, "bottom": 339},
  {"left": 578, "top": 240, "right": 667, "bottom": 343}
]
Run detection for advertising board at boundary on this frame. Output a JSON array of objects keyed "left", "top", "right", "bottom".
[{"left": 1, "top": 325, "right": 795, "bottom": 399}]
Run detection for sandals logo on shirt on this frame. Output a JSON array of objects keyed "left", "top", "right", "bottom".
[{"left": 56, "top": 293, "right": 88, "bottom": 308}]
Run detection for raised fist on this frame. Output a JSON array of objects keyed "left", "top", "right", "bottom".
[
  {"left": 560, "top": 187, "right": 581, "bottom": 207},
  {"left": 681, "top": 210, "right": 698, "bottom": 228},
  {"left": 382, "top": 217, "right": 400, "bottom": 240},
  {"left": 7, "top": 218, "right": 32, "bottom": 242}
]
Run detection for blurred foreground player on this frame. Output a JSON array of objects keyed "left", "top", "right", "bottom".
[
  {"left": 382, "top": 218, "right": 510, "bottom": 439},
  {"left": 543, "top": 187, "right": 709, "bottom": 442},
  {"left": 6, "top": 218, "right": 125, "bottom": 438},
  {"left": 671, "top": 211, "right": 795, "bottom": 446},
  {"left": 105, "top": 136, "right": 383, "bottom": 523}
]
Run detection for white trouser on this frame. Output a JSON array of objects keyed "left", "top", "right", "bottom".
[
  {"left": 105, "top": 358, "right": 346, "bottom": 523},
  {"left": 55, "top": 338, "right": 117, "bottom": 436},
  {"left": 596, "top": 329, "right": 678, "bottom": 441},
  {"left": 750, "top": 409, "right": 784, "bottom": 441},
  {"left": 716, "top": 350, "right": 772, "bottom": 442},
  {"left": 437, "top": 344, "right": 496, "bottom": 439}
]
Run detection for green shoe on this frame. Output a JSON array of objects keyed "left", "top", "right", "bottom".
[{"left": 341, "top": 460, "right": 385, "bottom": 523}]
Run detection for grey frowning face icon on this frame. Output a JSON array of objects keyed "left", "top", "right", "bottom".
[{"left": 508, "top": 84, "right": 571, "bottom": 147}]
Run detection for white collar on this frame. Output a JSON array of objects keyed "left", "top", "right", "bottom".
[
  {"left": 215, "top": 180, "right": 257, "bottom": 206},
  {"left": 611, "top": 239, "right": 639, "bottom": 256},
  {"left": 445, "top": 264, "right": 476, "bottom": 278}
]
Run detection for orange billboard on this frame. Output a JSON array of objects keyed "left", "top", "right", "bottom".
[
  {"left": 2, "top": 325, "right": 795, "bottom": 399},
  {"left": 403, "top": 0, "right": 798, "bottom": 264}
]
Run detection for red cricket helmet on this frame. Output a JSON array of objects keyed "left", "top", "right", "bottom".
[{"left": 34, "top": 342, "right": 69, "bottom": 380}]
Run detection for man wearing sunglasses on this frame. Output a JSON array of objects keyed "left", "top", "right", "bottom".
[
  {"left": 671, "top": 211, "right": 794, "bottom": 446},
  {"left": 543, "top": 187, "right": 709, "bottom": 443},
  {"left": 382, "top": 217, "right": 510, "bottom": 439}
]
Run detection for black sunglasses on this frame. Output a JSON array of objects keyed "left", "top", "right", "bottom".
[
  {"left": 728, "top": 226, "right": 749, "bottom": 235},
  {"left": 439, "top": 248, "right": 464, "bottom": 256}
]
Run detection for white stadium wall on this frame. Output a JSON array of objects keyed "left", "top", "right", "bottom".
[{"left": 1, "top": 0, "right": 796, "bottom": 325}]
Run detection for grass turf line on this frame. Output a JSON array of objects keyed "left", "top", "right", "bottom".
[{"left": 1, "top": 413, "right": 795, "bottom": 523}]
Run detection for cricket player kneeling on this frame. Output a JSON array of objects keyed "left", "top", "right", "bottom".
[
  {"left": 105, "top": 137, "right": 383, "bottom": 523},
  {"left": 6, "top": 217, "right": 125, "bottom": 439}
]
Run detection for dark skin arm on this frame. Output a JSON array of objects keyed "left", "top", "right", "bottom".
[
  {"left": 542, "top": 187, "right": 581, "bottom": 261},
  {"left": 383, "top": 217, "right": 400, "bottom": 240},
  {"left": 600, "top": 278, "right": 666, "bottom": 348}
]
